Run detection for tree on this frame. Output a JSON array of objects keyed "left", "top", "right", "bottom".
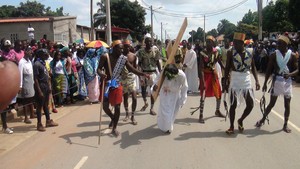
[
  {"left": 236, "top": 10, "right": 259, "bottom": 40},
  {"left": 289, "top": 0, "right": 300, "bottom": 30},
  {"left": 241, "top": 10, "right": 258, "bottom": 26},
  {"left": 0, "top": 0, "right": 65, "bottom": 18},
  {"left": 262, "top": 0, "right": 294, "bottom": 32},
  {"left": 206, "top": 29, "right": 218, "bottom": 37},
  {"left": 94, "top": 0, "right": 147, "bottom": 41},
  {"left": 0, "top": 5, "right": 16, "bottom": 18},
  {"left": 94, "top": 0, "right": 106, "bottom": 29},
  {"left": 188, "top": 27, "right": 205, "bottom": 43},
  {"left": 217, "top": 19, "right": 236, "bottom": 40}
]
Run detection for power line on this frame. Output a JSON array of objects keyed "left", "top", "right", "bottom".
[{"left": 141, "top": 0, "right": 248, "bottom": 18}]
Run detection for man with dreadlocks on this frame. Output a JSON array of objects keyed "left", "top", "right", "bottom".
[
  {"left": 153, "top": 64, "right": 188, "bottom": 134},
  {"left": 223, "top": 32, "right": 260, "bottom": 135}
]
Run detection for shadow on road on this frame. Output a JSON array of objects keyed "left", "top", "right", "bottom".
[
  {"left": 174, "top": 128, "right": 282, "bottom": 141},
  {"left": 113, "top": 124, "right": 165, "bottom": 149},
  {"left": 59, "top": 129, "right": 105, "bottom": 148},
  {"left": 244, "top": 128, "right": 282, "bottom": 138}
]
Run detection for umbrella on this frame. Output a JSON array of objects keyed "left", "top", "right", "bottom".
[
  {"left": 75, "top": 38, "right": 90, "bottom": 44},
  {"left": 86, "top": 40, "right": 109, "bottom": 48},
  {"left": 244, "top": 39, "right": 254, "bottom": 45}
]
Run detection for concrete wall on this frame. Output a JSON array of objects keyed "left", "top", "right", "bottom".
[
  {"left": 0, "top": 16, "right": 78, "bottom": 45},
  {"left": 76, "top": 26, "right": 91, "bottom": 41},
  {"left": 0, "top": 21, "right": 53, "bottom": 43},
  {"left": 53, "top": 17, "right": 77, "bottom": 45}
]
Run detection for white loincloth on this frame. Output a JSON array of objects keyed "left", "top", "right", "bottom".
[
  {"left": 271, "top": 75, "right": 292, "bottom": 98},
  {"left": 229, "top": 71, "right": 254, "bottom": 106}
]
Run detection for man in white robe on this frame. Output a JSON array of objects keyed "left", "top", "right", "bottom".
[
  {"left": 153, "top": 64, "right": 188, "bottom": 134},
  {"left": 183, "top": 43, "right": 199, "bottom": 93}
]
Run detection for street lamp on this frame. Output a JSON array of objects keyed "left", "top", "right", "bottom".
[{"left": 150, "top": 6, "right": 162, "bottom": 43}]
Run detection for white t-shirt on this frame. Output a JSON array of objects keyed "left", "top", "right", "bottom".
[{"left": 28, "top": 27, "right": 35, "bottom": 40}]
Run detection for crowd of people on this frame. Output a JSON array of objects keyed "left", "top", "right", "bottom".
[{"left": 0, "top": 30, "right": 299, "bottom": 137}]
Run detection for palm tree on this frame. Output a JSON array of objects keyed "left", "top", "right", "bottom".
[{"left": 94, "top": 0, "right": 106, "bottom": 28}]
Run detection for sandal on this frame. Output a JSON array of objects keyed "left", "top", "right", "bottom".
[
  {"left": 24, "top": 118, "right": 32, "bottom": 124},
  {"left": 226, "top": 128, "right": 234, "bottom": 135},
  {"left": 237, "top": 119, "right": 244, "bottom": 132},
  {"left": 111, "top": 129, "right": 120, "bottom": 137},
  {"left": 255, "top": 120, "right": 264, "bottom": 128},
  {"left": 123, "top": 116, "right": 129, "bottom": 122},
  {"left": 131, "top": 116, "right": 138, "bottom": 125},
  {"left": 150, "top": 109, "right": 157, "bottom": 116},
  {"left": 140, "top": 103, "right": 148, "bottom": 111},
  {"left": 283, "top": 126, "right": 291, "bottom": 133},
  {"left": 108, "top": 121, "right": 113, "bottom": 129}
]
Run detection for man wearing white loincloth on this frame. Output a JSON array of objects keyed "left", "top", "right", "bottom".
[
  {"left": 255, "top": 35, "right": 298, "bottom": 133},
  {"left": 223, "top": 32, "right": 260, "bottom": 135}
]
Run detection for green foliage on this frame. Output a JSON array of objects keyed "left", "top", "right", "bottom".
[
  {"left": 288, "top": 0, "right": 300, "bottom": 30},
  {"left": 206, "top": 29, "right": 218, "bottom": 37},
  {"left": 241, "top": 10, "right": 258, "bottom": 26},
  {"left": 262, "top": 0, "right": 294, "bottom": 32},
  {"left": 0, "top": 5, "right": 16, "bottom": 18},
  {"left": 217, "top": 19, "right": 236, "bottom": 40},
  {"left": 188, "top": 27, "right": 205, "bottom": 43},
  {"left": 0, "top": 0, "right": 65, "bottom": 18},
  {"left": 94, "top": 0, "right": 146, "bottom": 41}
]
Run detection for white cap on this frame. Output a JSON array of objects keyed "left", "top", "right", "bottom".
[{"left": 4, "top": 40, "right": 11, "bottom": 46}]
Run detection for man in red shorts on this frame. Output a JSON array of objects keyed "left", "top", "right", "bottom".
[{"left": 97, "top": 40, "right": 149, "bottom": 136}]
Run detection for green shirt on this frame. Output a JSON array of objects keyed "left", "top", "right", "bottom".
[{"left": 137, "top": 47, "right": 161, "bottom": 71}]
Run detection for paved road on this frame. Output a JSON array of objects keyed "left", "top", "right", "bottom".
[{"left": 1, "top": 73, "right": 300, "bottom": 169}]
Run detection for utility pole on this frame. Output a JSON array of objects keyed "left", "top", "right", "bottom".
[
  {"left": 165, "top": 29, "right": 167, "bottom": 42},
  {"left": 192, "top": 31, "right": 194, "bottom": 45},
  {"left": 203, "top": 15, "right": 206, "bottom": 45},
  {"left": 90, "top": 0, "right": 94, "bottom": 41},
  {"left": 106, "top": 0, "right": 112, "bottom": 45},
  {"left": 150, "top": 5, "right": 154, "bottom": 43},
  {"left": 161, "top": 22, "right": 163, "bottom": 44},
  {"left": 258, "top": 0, "right": 263, "bottom": 41}
]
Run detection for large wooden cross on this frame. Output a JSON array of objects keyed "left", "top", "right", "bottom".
[{"left": 152, "top": 17, "right": 188, "bottom": 102}]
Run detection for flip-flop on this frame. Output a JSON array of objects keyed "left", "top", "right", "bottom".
[
  {"left": 131, "top": 120, "right": 138, "bottom": 125},
  {"left": 255, "top": 120, "right": 264, "bottom": 128},
  {"left": 283, "top": 126, "right": 291, "bottom": 133},
  {"left": 111, "top": 130, "right": 120, "bottom": 137},
  {"left": 123, "top": 116, "right": 129, "bottom": 122},
  {"left": 226, "top": 128, "right": 235, "bottom": 135},
  {"left": 140, "top": 103, "right": 148, "bottom": 111},
  {"left": 237, "top": 119, "right": 244, "bottom": 133}
]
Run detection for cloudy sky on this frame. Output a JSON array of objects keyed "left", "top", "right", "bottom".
[{"left": 1, "top": 0, "right": 268, "bottom": 41}]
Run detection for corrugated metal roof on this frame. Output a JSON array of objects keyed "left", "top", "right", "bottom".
[
  {"left": 0, "top": 17, "right": 50, "bottom": 23},
  {"left": 0, "top": 16, "right": 76, "bottom": 23}
]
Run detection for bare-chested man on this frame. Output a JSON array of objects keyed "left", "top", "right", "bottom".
[
  {"left": 97, "top": 40, "right": 149, "bottom": 136},
  {"left": 255, "top": 35, "right": 298, "bottom": 133},
  {"left": 120, "top": 40, "right": 138, "bottom": 125},
  {"left": 223, "top": 32, "right": 260, "bottom": 134}
]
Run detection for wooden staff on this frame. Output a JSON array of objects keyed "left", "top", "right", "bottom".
[
  {"left": 98, "top": 78, "right": 106, "bottom": 145},
  {"left": 152, "top": 17, "right": 188, "bottom": 102}
]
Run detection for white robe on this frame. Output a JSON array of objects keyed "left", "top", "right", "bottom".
[
  {"left": 156, "top": 70, "right": 188, "bottom": 132},
  {"left": 183, "top": 49, "right": 199, "bottom": 92}
]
